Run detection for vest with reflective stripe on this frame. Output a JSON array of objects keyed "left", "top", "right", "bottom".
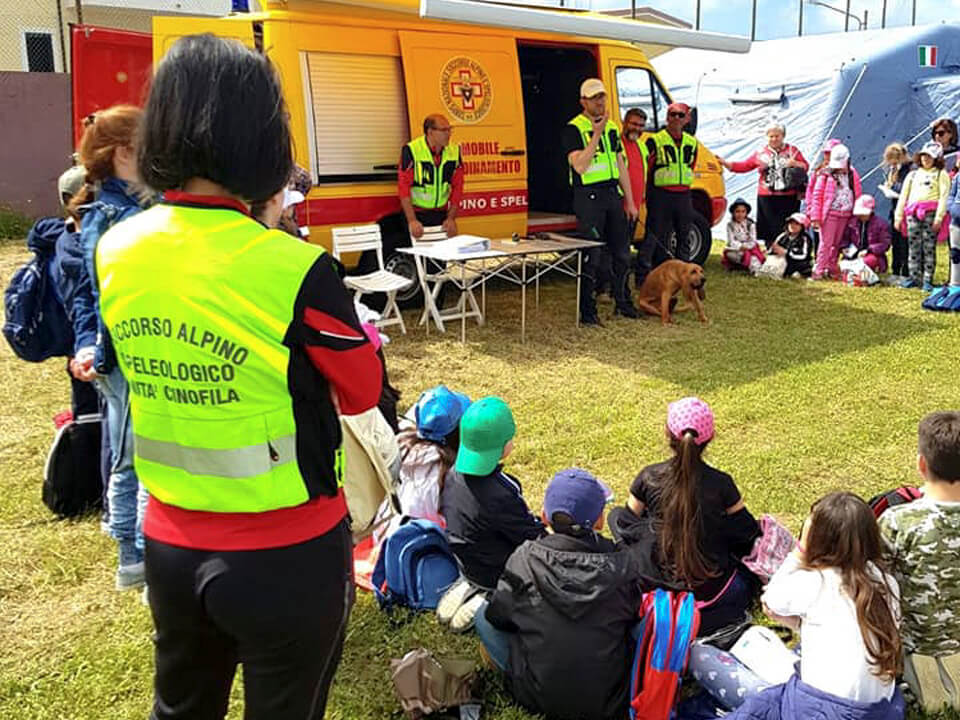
[
  {"left": 407, "top": 135, "right": 460, "bottom": 209},
  {"left": 651, "top": 129, "right": 697, "bottom": 188},
  {"left": 96, "top": 204, "right": 341, "bottom": 513},
  {"left": 568, "top": 114, "right": 621, "bottom": 186}
]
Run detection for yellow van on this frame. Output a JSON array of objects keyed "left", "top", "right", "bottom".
[{"left": 153, "top": 0, "right": 728, "bottom": 301}]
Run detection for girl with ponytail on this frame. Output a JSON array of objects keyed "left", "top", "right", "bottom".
[
  {"left": 608, "top": 397, "right": 760, "bottom": 635},
  {"left": 67, "top": 104, "right": 151, "bottom": 593}
]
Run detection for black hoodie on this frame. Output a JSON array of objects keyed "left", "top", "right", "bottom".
[{"left": 485, "top": 532, "right": 644, "bottom": 720}]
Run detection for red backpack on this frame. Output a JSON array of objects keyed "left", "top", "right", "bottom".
[{"left": 868, "top": 486, "right": 922, "bottom": 519}]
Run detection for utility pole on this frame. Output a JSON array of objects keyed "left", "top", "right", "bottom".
[
  {"left": 912, "top": 0, "right": 917, "bottom": 25},
  {"left": 863, "top": 9, "right": 868, "bottom": 29},
  {"left": 751, "top": 0, "right": 757, "bottom": 40},
  {"left": 881, "top": 0, "right": 887, "bottom": 28},
  {"left": 631, "top": 0, "right": 636, "bottom": 19},
  {"left": 844, "top": 0, "right": 851, "bottom": 31},
  {"left": 696, "top": 0, "right": 701, "bottom": 30},
  {"left": 76, "top": 0, "right": 84, "bottom": 25},
  {"left": 799, "top": 0, "right": 804, "bottom": 36}
]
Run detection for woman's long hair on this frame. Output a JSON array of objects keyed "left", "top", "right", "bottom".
[
  {"left": 67, "top": 105, "right": 142, "bottom": 213},
  {"left": 802, "top": 492, "right": 901, "bottom": 681},
  {"left": 656, "top": 431, "right": 716, "bottom": 587}
]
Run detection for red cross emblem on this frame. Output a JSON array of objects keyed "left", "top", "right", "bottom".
[{"left": 450, "top": 69, "right": 484, "bottom": 110}]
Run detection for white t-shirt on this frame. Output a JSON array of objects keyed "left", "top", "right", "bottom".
[{"left": 762, "top": 552, "right": 900, "bottom": 703}]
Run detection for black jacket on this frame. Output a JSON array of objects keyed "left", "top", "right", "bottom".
[
  {"left": 486, "top": 533, "right": 644, "bottom": 720},
  {"left": 441, "top": 467, "right": 545, "bottom": 589}
]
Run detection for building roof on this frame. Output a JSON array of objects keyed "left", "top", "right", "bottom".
[{"left": 599, "top": 5, "right": 691, "bottom": 28}]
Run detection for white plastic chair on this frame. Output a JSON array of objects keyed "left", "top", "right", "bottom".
[
  {"left": 411, "top": 226, "right": 484, "bottom": 332},
  {"left": 332, "top": 225, "right": 413, "bottom": 334}
]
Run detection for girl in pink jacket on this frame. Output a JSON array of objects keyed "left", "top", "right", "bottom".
[{"left": 808, "top": 143, "right": 862, "bottom": 279}]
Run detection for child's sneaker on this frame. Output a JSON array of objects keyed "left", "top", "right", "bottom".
[
  {"left": 436, "top": 578, "right": 472, "bottom": 625},
  {"left": 922, "top": 281, "right": 935, "bottom": 293},
  {"left": 450, "top": 593, "right": 487, "bottom": 634},
  {"left": 899, "top": 277, "right": 919, "bottom": 289},
  {"left": 116, "top": 561, "right": 145, "bottom": 591}
]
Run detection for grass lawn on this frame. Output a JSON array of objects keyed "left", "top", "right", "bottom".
[{"left": 1, "top": 236, "right": 959, "bottom": 719}]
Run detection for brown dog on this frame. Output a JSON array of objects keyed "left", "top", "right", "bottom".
[{"left": 635, "top": 260, "right": 707, "bottom": 326}]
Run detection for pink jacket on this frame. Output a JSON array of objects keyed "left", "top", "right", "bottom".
[{"left": 808, "top": 168, "right": 862, "bottom": 224}]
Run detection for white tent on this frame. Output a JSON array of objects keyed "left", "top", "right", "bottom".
[{"left": 653, "top": 23, "right": 960, "bottom": 225}]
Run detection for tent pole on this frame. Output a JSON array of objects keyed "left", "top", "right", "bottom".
[{"left": 751, "top": 0, "right": 757, "bottom": 40}]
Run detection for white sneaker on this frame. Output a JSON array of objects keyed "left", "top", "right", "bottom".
[
  {"left": 436, "top": 578, "right": 471, "bottom": 625},
  {"left": 450, "top": 593, "right": 486, "bottom": 634}
]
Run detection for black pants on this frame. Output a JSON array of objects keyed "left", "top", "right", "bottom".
[
  {"left": 756, "top": 194, "right": 800, "bottom": 250},
  {"left": 645, "top": 187, "right": 694, "bottom": 269},
  {"left": 890, "top": 222, "right": 908, "bottom": 276},
  {"left": 145, "top": 519, "right": 354, "bottom": 720},
  {"left": 784, "top": 257, "right": 812, "bottom": 277},
  {"left": 573, "top": 185, "right": 633, "bottom": 317}
]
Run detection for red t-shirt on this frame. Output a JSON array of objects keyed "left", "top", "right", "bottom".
[{"left": 622, "top": 134, "right": 648, "bottom": 208}]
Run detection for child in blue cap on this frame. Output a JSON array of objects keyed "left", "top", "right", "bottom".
[{"left": 475, "top": 468, "right": 644, "bottom": 720}]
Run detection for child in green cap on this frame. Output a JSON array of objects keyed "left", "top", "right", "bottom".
[{"left": 437, "top": 396, "right": 545, "bottom": 632}]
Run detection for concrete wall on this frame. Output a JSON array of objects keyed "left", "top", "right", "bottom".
[
  {"left": 0, "top": 3, "right": 63, "bottom": 72},
  {"left": 0, "top": 71, "right": 73, "bottom": 218}
]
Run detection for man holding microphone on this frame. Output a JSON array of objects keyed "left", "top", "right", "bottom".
[{"left": 563, "top": 78, "right": 638, "bottom": 325}]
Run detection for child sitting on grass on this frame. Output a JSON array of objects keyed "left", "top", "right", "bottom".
[
  {"left": 770, "top": 212, "right": 814, "bottom": 278},
  {"left": 438, "top": 396, "right": 545, "bottom": 632},
  {"left": 723, "top": 198, "right": 766, "bottom": 274},
  {"left": 475, "top": 468, "right": 643, "bottom": 720},
  {"left": 608, "top": 397, "right": 761, "bottom": 635},
  {"left": 879, "top": 411, "right": 960, "bottom": 712}
]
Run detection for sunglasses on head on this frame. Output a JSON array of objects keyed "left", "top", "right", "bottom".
[{"left": 668, "top": 111, "right": 687, "bottom": 119}]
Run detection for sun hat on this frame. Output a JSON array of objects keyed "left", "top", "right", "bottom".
[
  {"left": 730, "top": 197, "right": 752, "bottom": 215},
  {"left": 828, "top": 143, "right": 850, "bottom": 169},
  {"left": 787, "top": 211, "right": 810, "bottom": 228},
  {"left": 58, "top": 165, "right": 86, "bottom": 207},
  {"left": 415, "top": 385, "right": 472, "bottom": 444},
  {"left": 543, "top": 468, "right": 612, "bottom": 532},
  {"left": 919, "top": 140, "right": 943, "bottom": 159},
  {"left": 455, "top": 396, "right": 516, "bottom": 475},
  {"left": 667, "top": 102, "right": 690, "bottom": 116},
  {"left": 853, "top": 194, "right": 875, "bottom": 216},
  {"left": 580, "top": 78, "right": 606, "bottom": 98},
  {"left": 667, "top": 397, "right": 715, "bottom": 446}
]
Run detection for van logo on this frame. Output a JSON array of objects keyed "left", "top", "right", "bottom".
[{"left": 440, "top": 57, "right": 492, "bottom": 124}]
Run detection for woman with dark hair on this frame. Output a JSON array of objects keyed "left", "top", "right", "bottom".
[
  {"left": 608, "top": 397, "right": 760, "bottom": 635},
  {"left": 931, "top": 116, "right": 959, "bottom": 173},
  {"left": 718, "top": 122, "right": 809, "bottom": 248},
  {"left": 95, "top": 34, "right": 382, "bottom": 719}
]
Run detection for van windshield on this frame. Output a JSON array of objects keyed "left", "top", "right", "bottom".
[{"left": 615, "top": 66, "right": 671, "bottom": 130}]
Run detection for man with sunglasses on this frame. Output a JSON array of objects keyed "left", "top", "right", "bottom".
[
  {"left": 638, "top": 102, "right": 699, "bottom": 285},
  {"left": 563, "top": 78, "right": 639, "bottom": 325},
  {"left": 399, "top": 114, "right": 464, "bottom": 239}
]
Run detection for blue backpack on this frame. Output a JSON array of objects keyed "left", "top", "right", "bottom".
[
  {"left": 372, "top": 519, "right": 460, "bottom": 611},
  {"left": 3, "top": 218, "right": 74, "bottom": 362},
  {"left": 629, "top": 589, "right": 701, "bottom": 720}
]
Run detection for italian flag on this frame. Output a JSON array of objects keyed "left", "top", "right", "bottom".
[{"left": 919, "top": 45, "right": 938, "bottom": 67}]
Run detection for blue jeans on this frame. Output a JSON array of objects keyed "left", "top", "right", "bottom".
[
  {"left": 474, "top": 601, "right": 510, "bottom": 672},
  {"left": 97, "top": 366, "right": 147, "bottom": 564}
]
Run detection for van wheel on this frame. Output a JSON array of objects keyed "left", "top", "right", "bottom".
[
  {"left": 383, "top": 251, "right": 423, "bottom": 308},
  {"left": 671, "top": 211, "right": 713, "bottom": 266}
]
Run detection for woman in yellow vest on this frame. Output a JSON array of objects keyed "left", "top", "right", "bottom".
[{"left": 95, "top": 35, "right": 382, "bottom": 720}]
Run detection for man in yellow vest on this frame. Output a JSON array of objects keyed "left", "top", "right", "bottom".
[
  {"left": 399, "top": 114, "right": 464, "bottom": 239},
  {"left": 564, "top": 78, "right": 639, "bottom": 325},
  {"left": 621, "top": 108, "right": 650, "bottom": 287},
  {"left": 639, "top": 102, "right": 699, "bottom": 285}
]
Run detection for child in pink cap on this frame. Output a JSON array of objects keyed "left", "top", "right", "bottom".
[
  {"left": 771, "top": 212, "right": 814, "bottom": 278},
  {"left": 841, "top": 194, "right": 891, "bottom": 274},
  {"left": 607, "top": 397, "right": 761, "bottom": 636},
  {"left": 808, "top": 143, "right": 863, "bottom": 280}
]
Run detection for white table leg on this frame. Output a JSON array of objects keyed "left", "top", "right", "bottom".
[
  {"left": 460, "top": 262, "right": 466, "bottom": 344},
  {"left": 576, "top": 251, "right": 582, "bottom": 329},
  {"left": 521, "top": 256, "right": 527, "bottom": 344}
]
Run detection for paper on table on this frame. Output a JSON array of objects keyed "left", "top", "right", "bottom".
[{"left": 435, "top": 235, "right": 491, "bottom": 253}]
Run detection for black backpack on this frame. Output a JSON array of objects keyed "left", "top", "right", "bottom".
[{"left": 43, "top": 413, "right": 104, "bottom": 518}]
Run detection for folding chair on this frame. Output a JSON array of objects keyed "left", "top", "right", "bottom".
[
  {"left": 332, "top": 225, "right": 414, "bottom": 334},
  {"left": 411, "top": 226, "right": 484, "bottom": 333}
]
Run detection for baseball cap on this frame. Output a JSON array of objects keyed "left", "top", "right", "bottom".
[
  {"left": 580, "top": 78, "right": 606, "bottom": 98},
  {"left": 415, "top": 385, "right": 472, "bottom": 444},
  {"left": 667, "top": 397, "right": 715, "bottom": 446},
  {"left": 787, "top": 211, "right": 810, "bottom": 228},
  {"left": 455, "top": 396, "right": 516, "bottom": 475},
  {"left": 544, "top": 468, "right": 612, "bottom": 532},
  {"left": 828, "top": 143, "right": 850, "bottom": 169},
  {"left": 822, "top": 138, "right": 842, "bottom": 154},
  {"left": 853, "top": 194, "right": 875, "bottom": 216},
  {"left": 667, "top": 102, "right": 690, "bottom": 116},
  {"left": 920, "top": 140, "right": 943, "bottom": 159},
  {"left": 58, "top": 165, "right": 86, "bottom": 207}
]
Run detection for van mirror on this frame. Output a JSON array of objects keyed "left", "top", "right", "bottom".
[{"left": 684, "top": 107, "right": 698, "bottom": 136}]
